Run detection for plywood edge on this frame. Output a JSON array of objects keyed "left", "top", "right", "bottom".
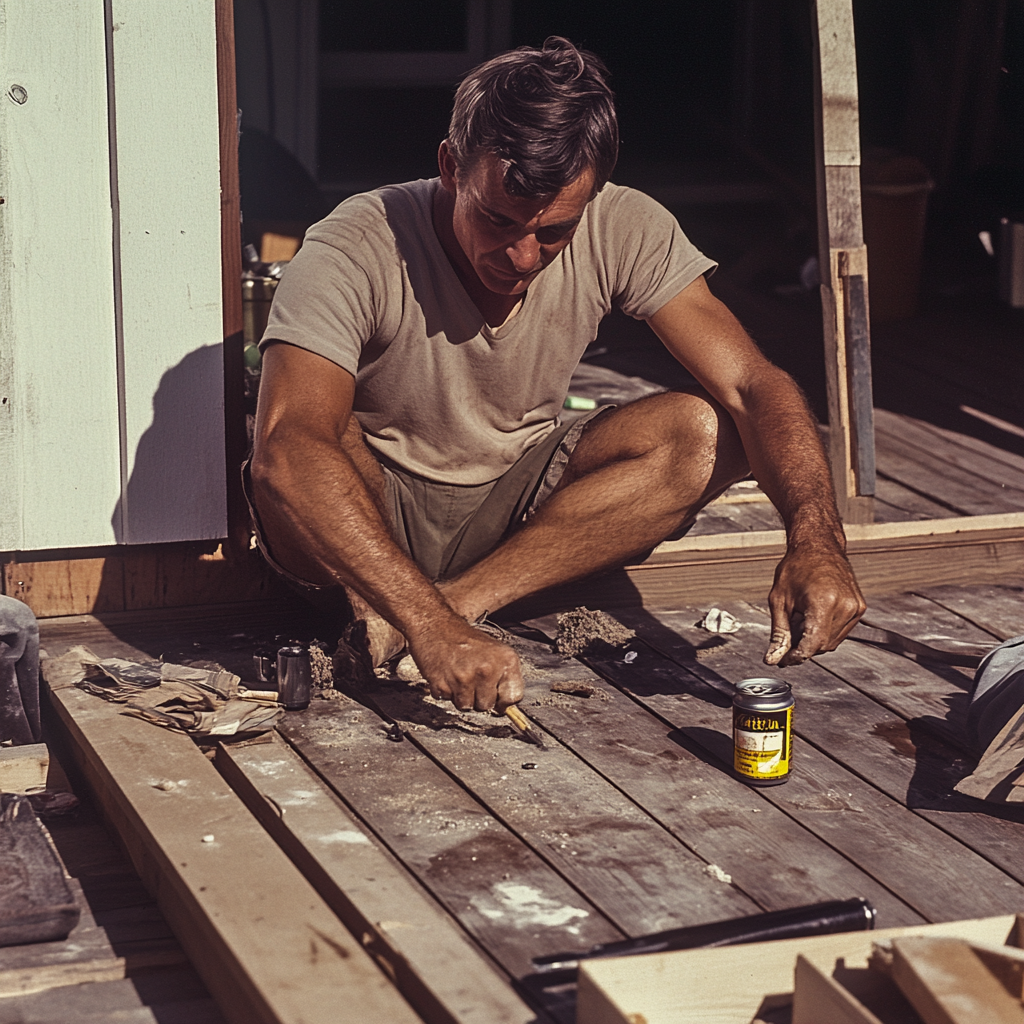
[
  {"left": 577, "top": 915, "right": 1019, "bottom": 1024},
  {"left": 45, "top": 683, "right": 420, "bottom": 1024},
  {"left": 217, "top": 735, "right": 535, "bottom": 1024},
  {"left": 644, "top": 513, "right": 1024, "bottom": 560}
]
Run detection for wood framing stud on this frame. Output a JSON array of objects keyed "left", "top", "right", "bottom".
[{"left": 813, "top": 0, "right": 876, "bottom": 523}]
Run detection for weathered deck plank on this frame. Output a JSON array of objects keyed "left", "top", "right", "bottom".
[
  {"left": 912, "top": 584, "right": 1024, "bottom": 643},
  {"left": 615, "top": 605, "right": 1024, "bottom": 890},
  {"left": 279, "top": 702, "right": 623, "bottom": 980},
  {"left": 366, "top": 680, "right": 760, "bottom": 938},
  {"left": 502, "top": 627, "right": 923, "bottom": 923},
  {"left": 530, "top": 616, "right": 1020, "bottom": 926},
  {"left": 217, "top": 732, "right": 536, "bottom": 1024}
]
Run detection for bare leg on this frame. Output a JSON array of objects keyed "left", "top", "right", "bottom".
[
  {"left": 256, "top": 415, "right": 407, "bottom": 665},
  {"left": 441, "top": 388, "right": 749, "bottom": 621}
]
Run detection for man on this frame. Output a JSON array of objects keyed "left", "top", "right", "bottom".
[{"left": 250, "top": 37, "right": 866, "bottom": 714}]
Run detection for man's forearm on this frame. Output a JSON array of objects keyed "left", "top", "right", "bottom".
[{"left": 732, "top": 368, "right": 846, "bottom": 551}]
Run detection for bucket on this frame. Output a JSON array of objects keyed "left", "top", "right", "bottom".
[{"left": 861, "top": 151, "right": 934, "bottom": 322}]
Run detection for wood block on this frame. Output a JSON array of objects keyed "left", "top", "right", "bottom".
[
  {"left": 46, "top": 683, "right": 419, "bottom": 1024},
  {"left": 217, "top": 734, "right": 536, "bottom": 1024},
  {"left": 259, "top": 232, "right": 300, "bottom": 262},
  {"left": 968, "top": 940, "right": 1024, "bottom": 1000},
  {"left": 0, "top": 743, "right": 48, "bottom": 793},
  {"left": 576, "top": 915, "right": 1019, "bottom": 1024},
  {"left": 890, "top": 937, "right": 1024, "bottom": 1024},
  {"left": 792, "top": 955, "right": 884, "bottom": 1024}
]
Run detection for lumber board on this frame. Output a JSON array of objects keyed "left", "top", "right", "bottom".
[
  {"left": 533, "top": 630, "right": 1006, "bottom": 926},
  {"left": 861, "top": 589, "right": 1004, "bottom": 655},
  {"left": 812, "top": 0, "right": 873, "bottom": 522},
  {"left": 507, "top": 517, "right": 1024, "bottom": 615},
  {"left": 279, "top": 701, "right": 623, "bottom": 980},
  {"left": 791, "top": 954, "right": 888, "bottom": 1024},
  {"left": 45, "top": 684, "right": 419, "bottom": 1024},
  {"left": 0, "top": 743, "right": 48, "bottom": 793},
  {"left": 366, "top": 679, "right": 760, "bottom": 938},
  {"left": 0, "top": 968, "right": 223, "bottom": 1024},
  {"left": 217, "top": 732, "right": 537, "bottom": 1024},
  {"left": 890, "top": 936, "right": 1024, "bottom": 1024},
  {"left": 575, "top": 915, "right": 1019, "bottom": 1024},
  {"left": 503, "top": 625, "right": 921, "bottom": 924},
  {"left": 620, "top": 605, "right": 1024, "bottom": 888},
  {"left": 216, "top": 0, "right": 250, "bottom": 559},
  {"left": 0, "top": 879, "right": 185, "bottom": 997},
  {"left": 885, "top": 414, "right": 1024, "bottom": 476},
  {"left": 4, "top": 546, "right": 279, "bottom": 620},
  {"left": 914, "top": 584, "right": 1024, "bottom": 642}
]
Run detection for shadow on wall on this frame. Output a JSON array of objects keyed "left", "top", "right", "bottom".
[{"left": 111, "top": 343, "right": 227, "bottom": 546}]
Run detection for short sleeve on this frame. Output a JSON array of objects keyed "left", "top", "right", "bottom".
[
  {"left": 259, "top": 239, "right": 379, "bottom": 376},
  {"left": 598, "top": 186, "right": 717, "bottom": 320}
]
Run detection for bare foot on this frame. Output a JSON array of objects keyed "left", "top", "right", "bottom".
[{"left": 363, "top": 608, "right": 406, "bottom": 666}]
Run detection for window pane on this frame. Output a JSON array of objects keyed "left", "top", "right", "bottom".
[{"left": 320, "top": 0, "right": 468, "bottom": 53}]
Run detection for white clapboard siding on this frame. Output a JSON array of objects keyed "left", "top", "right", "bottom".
[
  {"left": 0, "top": 0, "right": 122, "bottom": 550},
  {"left": 109, "top": 0, "right": 226, "bottom": 544},
  {"left": 0, "top": 0, "right": 226, "bottom": 551}
]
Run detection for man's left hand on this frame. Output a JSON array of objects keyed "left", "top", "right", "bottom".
[{"left": 764, "top": 543, "right": 866, "bottom": 666}]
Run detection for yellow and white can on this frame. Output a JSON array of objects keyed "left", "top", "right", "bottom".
[{"left": 732, "top": 678, "right": 794, "bottom": 786}]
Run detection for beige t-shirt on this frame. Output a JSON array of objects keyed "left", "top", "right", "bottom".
[{"left": 262, "top": 178, "right": 715, "bottom": 485}]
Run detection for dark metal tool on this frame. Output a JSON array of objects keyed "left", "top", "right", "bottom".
[{"left": 531, "top": 897, "right": 876, "bottom": 972}]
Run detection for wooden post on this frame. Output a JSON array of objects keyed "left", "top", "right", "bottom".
[
  {"left": 811, "top": 0, "right": 876, "bottom": 524},
  {"left": 216, "top": 0, "right": 250, "bottom": 558}
]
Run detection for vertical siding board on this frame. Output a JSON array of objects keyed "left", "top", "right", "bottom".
[
  {"left": 0, "top": 0, "right": 122, "bottom": 551},
  {"left": 110, "top": 0, "right": 227, "bottom": 544}
]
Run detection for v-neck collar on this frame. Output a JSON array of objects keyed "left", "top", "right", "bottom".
[{"left": 425, "top": 178, "right": 538, "bottom": 339}]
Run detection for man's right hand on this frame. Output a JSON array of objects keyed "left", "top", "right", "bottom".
[{"left": 407, "top": 620, "right": 525, "bottom": 713}]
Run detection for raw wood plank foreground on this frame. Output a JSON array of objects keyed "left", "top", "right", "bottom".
[
  {"left": 280, "top": 702, "right": 623, "bottom": 980},
  {"left": 217, "top": 733, "right": 536, "bottom": 1024},
  {"left": 45, "top": 683, "right": 419, "bottom": 1024},
  {"left": 509, "top": 514, "right": 1024, "bottom": 615},
  {"left": 0, "top": 744, "right": 48, "bottom": 794},
  {"left": 577, "top": 915, "right": 1020, "bottom": 1024},
  {"left": 890, "top": 937, "right": 1024, "bottom": 1024}
]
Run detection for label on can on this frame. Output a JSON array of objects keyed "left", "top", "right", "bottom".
[{"left": 733, "top": 706, "right": 792, "bottom": 781}]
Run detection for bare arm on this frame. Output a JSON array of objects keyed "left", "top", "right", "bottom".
[
  {"left": 251, "top": 342, "right": 524, "bottom": 709},
  {"left": 647, "top": 275, "right": 866, "bottom": 664}
]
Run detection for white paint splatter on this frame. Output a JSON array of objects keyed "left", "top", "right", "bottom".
[
  {"left": 274, "top": 789, "right": 319, "bottom": 806},
  {"left": 317, "top": 830, "right": 371, "bottom": 845},
  {"left": 703, "top": 863, "right": 732, "bottom": 884},
  {"left": 471, "top": 882, "right": 589, "bottom": 933}
]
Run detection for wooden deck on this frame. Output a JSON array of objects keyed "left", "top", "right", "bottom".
[{"left": 27, "top": 581, "right": 1024, "bottom": 1023}]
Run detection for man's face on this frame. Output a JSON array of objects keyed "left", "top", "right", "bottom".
[{"left": 441, "top": 147, "right": 595, "bottom": 297}]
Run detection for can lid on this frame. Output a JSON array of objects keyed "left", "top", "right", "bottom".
[{"left": 735, "top": 677, "right": 791, "bottom": 698}]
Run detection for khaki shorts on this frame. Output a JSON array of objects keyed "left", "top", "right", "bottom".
[{"left": 243, "top": 406, "right": 611, "bottom": 594}]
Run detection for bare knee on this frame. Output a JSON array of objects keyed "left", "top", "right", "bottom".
[{"left": 565, "top": 389, "right": 749, "bottom": 487}]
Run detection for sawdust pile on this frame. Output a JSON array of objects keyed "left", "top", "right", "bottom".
[
  {"left": 555, "top": 607, "right": 635, "bottom": 657},
  {"left": 309, "top": 643, "right": 347, "bottom": 701},
  {"left": 310, "top": 645, "right": 333, "bottom": 688}
]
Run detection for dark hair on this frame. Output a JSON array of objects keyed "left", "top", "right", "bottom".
[{"left": 447, "top": 37, "right": 618, "bottom": 199}]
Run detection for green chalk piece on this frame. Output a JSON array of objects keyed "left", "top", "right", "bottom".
[
  {"left": 564, "top": 395, "right": 598, "bottom": 411},
  {"left": 243, "top": 343, "right": 262, "bottom": 369}
]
